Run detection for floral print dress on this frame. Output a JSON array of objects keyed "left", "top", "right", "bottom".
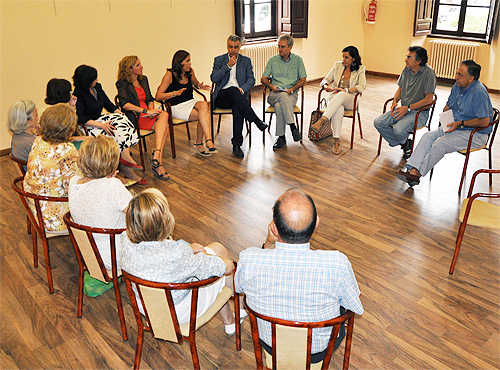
[{"left": 23, "top": 137, "right": 80, "bottom": 231}]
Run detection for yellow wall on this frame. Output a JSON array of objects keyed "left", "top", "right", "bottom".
[{"left": 1, "top": 0, "right": 498, "bottom": 150}]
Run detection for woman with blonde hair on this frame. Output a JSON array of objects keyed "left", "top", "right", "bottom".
[
  {"left": 121, "top": 188, "right": 242, "bottom": 333},
  {"left": 23, "top": 103, "right": 81, "bottom": 231},
  {"left": 116, "top": 56, "right": 170, "bottom": 180},
  {"left": 155, "top": 50, "right": 217, "bottom": 156},
  {"left": 69, "top": 135, "right": 133, "bottom": 270},
  {"left": 8, "top": 100, "right": 38, "bottom": 164}
]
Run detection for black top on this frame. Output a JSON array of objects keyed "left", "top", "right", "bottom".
[
  {"left": 116, "top": 76, "right": 154, "bottom": 125},
  {"left": 73, "top": 82, "right": 117, "bottom": 124},
  {"left": 165, "top": 72, "right": 193, "bottom": 106}
]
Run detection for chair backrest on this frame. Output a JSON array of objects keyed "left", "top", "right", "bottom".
[
  {"left": 244, "top": 296, "right": 355, "bottom": 370},
  {"left": 122, "top": 270, "right": 222, "bottom": 342},
  {"left": 11, "top": 176, "right": 68, "bottom": 238},
  {"left": 63, "top": 212, "right": 124, "bottom": 283},
  {"left": 9, "top": 153, "right": 27, "bottom": 176},
  {"left": 485, "top": 107, "right": 499, "bottom": 149}
]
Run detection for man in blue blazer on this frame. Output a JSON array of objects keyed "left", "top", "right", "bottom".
[{"left": 211, "top": 35, "right": 268, "bottom": 159}]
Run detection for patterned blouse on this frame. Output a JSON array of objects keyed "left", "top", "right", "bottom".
[{"left": 23, "top": 137, "right": 80, "bottom": 231}]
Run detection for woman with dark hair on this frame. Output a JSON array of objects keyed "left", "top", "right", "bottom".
[
  {"left": 45, "top": 78, "right": 77, "bottom": 108},
  {"left": 116, "top": 56, "right": 170, "bottom": 180},
  {"left": 155, "top": 50, "right": 217, "bottom": 156},
  {"left": 72, "top": 64, "right": 144, "bottom": 184},
  {"left": 310, "top": 46, "right": 367, "bottom": 155}
]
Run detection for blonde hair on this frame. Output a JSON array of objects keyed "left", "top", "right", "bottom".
[
  {"left": 78, "top": 136, "right": 120, "bottom": 179},
  {"left": 8, "top": 100, "right": 36, "bottom": 134},
  {"left": 126, "top": 188, "right": 175, "bottom": 244},
  {"left": 38, "top": 103, "right": 77, "bottom": 144},
  {"left": 117, "top": 55, "right": 140, "bottom": 83}
]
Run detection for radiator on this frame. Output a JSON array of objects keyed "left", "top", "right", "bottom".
[
  {"left": 429, "top": 40, "right": 479, "bottom": 79},
  {"left": 241, "top": 43, "right": 277, "bottom": 85}
]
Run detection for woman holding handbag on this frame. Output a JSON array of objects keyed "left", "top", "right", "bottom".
[{"left": 310, "top": 46, "right": 366, "bottom": 155}]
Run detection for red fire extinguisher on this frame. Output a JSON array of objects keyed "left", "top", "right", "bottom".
[{"left": 364, "top": 0, "right": 377, "bottom": 24}]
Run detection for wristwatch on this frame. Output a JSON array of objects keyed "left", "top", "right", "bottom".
[
  {"left": 142, "top": 109, "right": 147, "bottom": 114},
  {"left": 407, "top": 106, "right": 412, "bottom": 112},
  {"left": 460, "top": 120, "right": 465, "bottom": 127}
]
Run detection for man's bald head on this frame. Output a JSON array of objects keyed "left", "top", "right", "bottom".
[{"left": 273, "top": 188, "right": 317, "bottom": 244}]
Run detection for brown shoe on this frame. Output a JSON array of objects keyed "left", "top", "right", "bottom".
[{"left": 396, "top": 170, "right": 420, "bottom": 186}]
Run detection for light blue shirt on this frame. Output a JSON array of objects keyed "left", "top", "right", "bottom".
[
  {"left": 263, "top": 53, "right": 307, "bottom": 89},
  {"left": 235, "top": 241, "right": 363, "bottom": 353},
  {"left": 446, "top": 80, "right": 494, "bottom": 134}
]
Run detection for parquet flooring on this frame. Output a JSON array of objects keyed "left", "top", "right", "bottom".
[{"left": 1, "top": 75, "right": 499, "bottom": 369}]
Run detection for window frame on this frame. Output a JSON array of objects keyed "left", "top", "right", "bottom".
[{"left": 235, "top": 0, "right": 277, "bottom": 40}]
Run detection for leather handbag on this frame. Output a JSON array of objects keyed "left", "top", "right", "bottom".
[{"left": 308, "top": 98, "right": 332, "bottom": 141}]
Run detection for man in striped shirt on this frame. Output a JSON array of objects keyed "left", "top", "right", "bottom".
[{"left": 235, "top": 188, "right": 364, "bottom": 362}]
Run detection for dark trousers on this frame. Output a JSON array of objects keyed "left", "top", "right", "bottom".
[{"left": 215, "top": 87, "right": 259, "bottom": 147}]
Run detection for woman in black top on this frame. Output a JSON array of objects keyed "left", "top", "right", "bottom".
[
  {"left": 73, "top": 65, "right": 144, "bottom": 184},
  {"left": 155, "top": 50, "right": 217, "bottom": 156}
]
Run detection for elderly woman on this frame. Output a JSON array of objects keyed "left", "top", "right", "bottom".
[
  {"left": 8, "top": 100, "right": 38, "bottom": 166},
  {"left": 69, "top": 135, "right": 132, "bottom": 270},
  {"left": 121, "top": 188, "right": 243, "bottom": 334},
  {"left": 23, "top": 103, "right": 81, "bottom": 232},
  {"left": 155, "top": 50, "right": 217, "bottom": 156},
  {"left": 310, "top": 46, "right": 367, "bottom": 155},
  {"left": 72, "top": 64, "right": 145, "bottom": 184},
  {"left": 116, "top": 56, "right": 170, "bottom": 180}
]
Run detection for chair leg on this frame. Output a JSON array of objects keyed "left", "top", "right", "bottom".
[
  {"left": 210, "top": 113, "right": 215, "bottom": 143},
  {"left": 27, "top": 216, "right": 32, "bottom": 234},
  {"left": 458, "top": 152, "right": 471, "bottom": 194},
  {"left": 248, "top": 119, "right": 252, "bottom": 148},
  {"left": 77, "top": 268, "right": 84, "bottom": 318},
  {"left": 138, "top": 139, "right": 145, "bottom": 172},
  {"left": 377, "top": 135, "right": 382, "bottom": 155},
  {"left": 350, "top": 116, "right": 355, "bottom": 150},
  {"left": 169, "top": 122, "right": 177, "bottom": 159},
  {"left": 32, "top": 229, "right": 38, "bottom": 267},
  {"left": 358, "top": 112, "right": 363, "bottom": 139},
  {"left": 234, "top": 293, "right": 241, "bottom": 351},
  {"left": 188, "top": 333, "right": 201, "bottom": 370},
  {"left": 488, "top": 150, "right": 493, "bottom": 186},
  {"left": 133, "top": 327, "right": 145, "bottom": 370},
  {"left": 450, "top": 221, "right": 468, "bottom": 274},
  {"left": 112, "top": 275, "right": 128, "bottom": 341},
  {"left": 342, "top": 316, "right": 355, "bottom": 370},
  {"left": 41, "top": 238, "right": 54, "bottom": 294},
  {"left": 186, "top": 122, "right": 191, "bottom": 140},
  {"left": 217, "top": 115, "right": 222, "bottom": 134},
  {"left": 142, "top": 136, "right": 148, "bottom": 153}
]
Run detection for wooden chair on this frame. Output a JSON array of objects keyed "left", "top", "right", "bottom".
[
  {"left": 432, "top": 108, "right": 499, "bottom": 194},
  {"left": 316, "top": 88, "right": 363, "bottom": 149},
  {"left": 377, "top": 94, "right": 437, "bottom": 156},
  {"left": 114, "top": 95, "right": 154, "bottom": 170},
  {"left": 63, "top": 212, "right": 128, "bottom": 340},
  {"left": 449, "top": 169, "right": 500, "bottom": 274},
  {"left": 262, "top": 79, "right": 304, "bottom": 144},
  {"left": 9, "top": 154, "right": 31, "bottom": 234},
  {"left": 210, "top": 85, "right": 252, "bottom": 146},
  {"left": 11, "top": 176, "right": 69, "bottom": 294},
  {"left": 160, "top": 88, "right": 211, "bottom": 158},
  {"left": 122, "top": 262, "right": 241, "bottom": 370},
  {"left": 244, "top": 296, "right": 355, "bottom": 370}
]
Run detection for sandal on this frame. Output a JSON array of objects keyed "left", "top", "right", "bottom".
[
  {"left": 152, "top": 165, "right": 170, "bottom": 181},
  {"left": 150, "top": 149, "right": 161, "bottom": 168},
  {"left": 332, "top": 138, "right": 340, "bottom": 155},
  {"left": 205, "top": 139, "right": 219, "bottom": 154},
  {"left": 194, "top": 143, "right": 211, "bottom": 157}
]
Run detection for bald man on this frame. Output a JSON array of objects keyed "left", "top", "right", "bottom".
[{"left": 235, "top": 189, "right": 364, "bottom": 362}]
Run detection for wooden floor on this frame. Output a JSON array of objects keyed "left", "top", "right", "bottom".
[{"left": 1, "top": 75, "right": 499, "bottom": 370}]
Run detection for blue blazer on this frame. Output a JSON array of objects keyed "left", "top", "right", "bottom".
[{"left": 210, "top": 53, "right": 255, "bottom": 108}]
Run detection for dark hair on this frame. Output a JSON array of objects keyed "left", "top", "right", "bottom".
[
  {"left": 272, "top": 191, "right": 317, "bottom": 244},
  {"left": 408, "top": 46, "right": 428, "bottom": 67},
  {"left": 169, "top": 50, "right": 190, "bottom": 80},
  {"left": 461, "top": 60, "right": 481, "bottom": 80},
  {"left": 72, "top": 65, "right": 98, "bottom": 90},
  {"left": 342, "top": 45, "right": 362, "bottom": 71},
  {"left": 45, "top": 78, "right": 72, "bottom": 105}
]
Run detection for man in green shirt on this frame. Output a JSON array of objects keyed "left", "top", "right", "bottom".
[{"left": 262, "top": 35, "right": 307, "bottom": 150}]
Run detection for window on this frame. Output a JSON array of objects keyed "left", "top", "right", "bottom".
[
  {"left": 414, "top": 0, "right": 499, "bottom": 43},
  {"left": 234, "top": 0, "right": 309, "bottom": 40}
]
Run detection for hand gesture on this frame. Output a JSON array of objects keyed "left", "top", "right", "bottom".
[
  {"left": 270, "top": 84, "right": 278, "bottom": 92},
  {"left": 69, "top": 95, "right": 77, "bottom": 108},
  {"left": 228, "top": 55, "right": 237, "bottom": 67},
  {"left": 176, "top": 88, "right": 187, "bottom": 97},
  {"left": 199, "top": 82, "right": 211, "bottom": 91},
  {"left": 324, "top": 86, "right": 335, "bottom": 93},
  {"left": 190, "top": 243, "right": 206, "bottom": 254},
  {"left": 445, "top": 121, "right": 460, "bottom": 133},
  {"left": 100, "top": 121, "right": 116, "bottom": 136}
]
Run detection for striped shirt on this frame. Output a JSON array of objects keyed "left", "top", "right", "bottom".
[{"left": 235, "top": 242, "right": 364, "bottom": 353}]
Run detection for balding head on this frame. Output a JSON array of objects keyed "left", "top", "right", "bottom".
[{"left": 273, "top": 188, "right": 317, "bottom": 244}]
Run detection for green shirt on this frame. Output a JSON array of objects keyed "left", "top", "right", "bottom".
[{"left": 263, "top": 53, "right": 307, "bottom": 89}]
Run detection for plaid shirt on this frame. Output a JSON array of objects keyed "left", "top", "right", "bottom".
[{"left": 235, "top": 242, "right": 364, "bottom": 353}]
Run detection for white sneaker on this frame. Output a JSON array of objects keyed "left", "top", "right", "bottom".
[{"left": 224, "top": 309, "right": 248, "bottom": 335}]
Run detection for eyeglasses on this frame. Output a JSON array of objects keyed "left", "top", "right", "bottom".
[{"left": 405, "top": 56, "right": 415, "bottom": 60}]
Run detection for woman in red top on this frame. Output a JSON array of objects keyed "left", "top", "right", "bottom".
[{"left": 116, "top": 56, "right": 170, "bottom": 180}]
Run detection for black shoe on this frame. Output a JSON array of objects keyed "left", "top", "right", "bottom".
[
  {"left": 396, "top": 169, "right": 420, "bottom": 187},
  {"left": 255, "top": 120, "right": 268, "bottom": 132},
  {"left": 273, "top": 136, "right": 287, "bottom": 150},
  {"left": 232, "top": 145, "right": 244, "bottom": 159},
  {"left": 402, "top": 150, "right": 412, "bottom": 160},
  {"left": 290, "top": 125, "right": 302, "bottom": 142},
  {"left": 401, "top": 138, "right": 412, "bottom": 152}
]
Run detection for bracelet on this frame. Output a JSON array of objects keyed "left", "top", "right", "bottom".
[
  {"left": 460, "top": 120, "right": 465, "bottom": 127},
  {"left": 345, "top": 88, "right": 349, "bottom": 93},
  {"left": 173, "top": 91, "right": 176, "bottom": 97},
  {"left": 142, "top": 108, "right": 147, "bottom": 114},
  {"left": 261, "top": 243, "right": 265, "bottom": 249}
]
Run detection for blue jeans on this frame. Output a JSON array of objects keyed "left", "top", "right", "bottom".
[{"left": 374, "top": 110, "right": 429, "bottom": 147}]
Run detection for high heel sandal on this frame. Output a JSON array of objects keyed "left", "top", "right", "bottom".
[
  {"left": 205, "top": 139, "right": 218, "bottom": 153},
  {"left": 194, "top": 143, "right": 211, "bottom": 157},
  {"left": 150, "top": 149, "right": 161, "bottom": 167},
  {"left": 150, "top": 149, "right": 170, "bottom": 180},
  {"left": 332, "top": 138, "right": 340, "bottom": 155}
]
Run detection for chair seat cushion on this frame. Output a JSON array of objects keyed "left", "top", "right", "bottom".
[
  {"left": 139, "top": 129, "right": 154, "bottom": 137},
  {"left": 458, "top": 145, "right": 487, "bottom": 154},
  {"left": 180, "top": 286, "right": 232, "bottom": 336},
  {"left": 266, "top": 106, "right": 300, "bottom": 113},
  {"left": 213, "top": 108, "right": 233, "bottom": 114},
  {"left": 46, "top": 229, "right": 69, "bottom": 238},
  {"left": 459, "top": 198, "right": 500, "bottom": 228},
  {"left": 172, "top": 118, "right": 189, "bottom": 124}
]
